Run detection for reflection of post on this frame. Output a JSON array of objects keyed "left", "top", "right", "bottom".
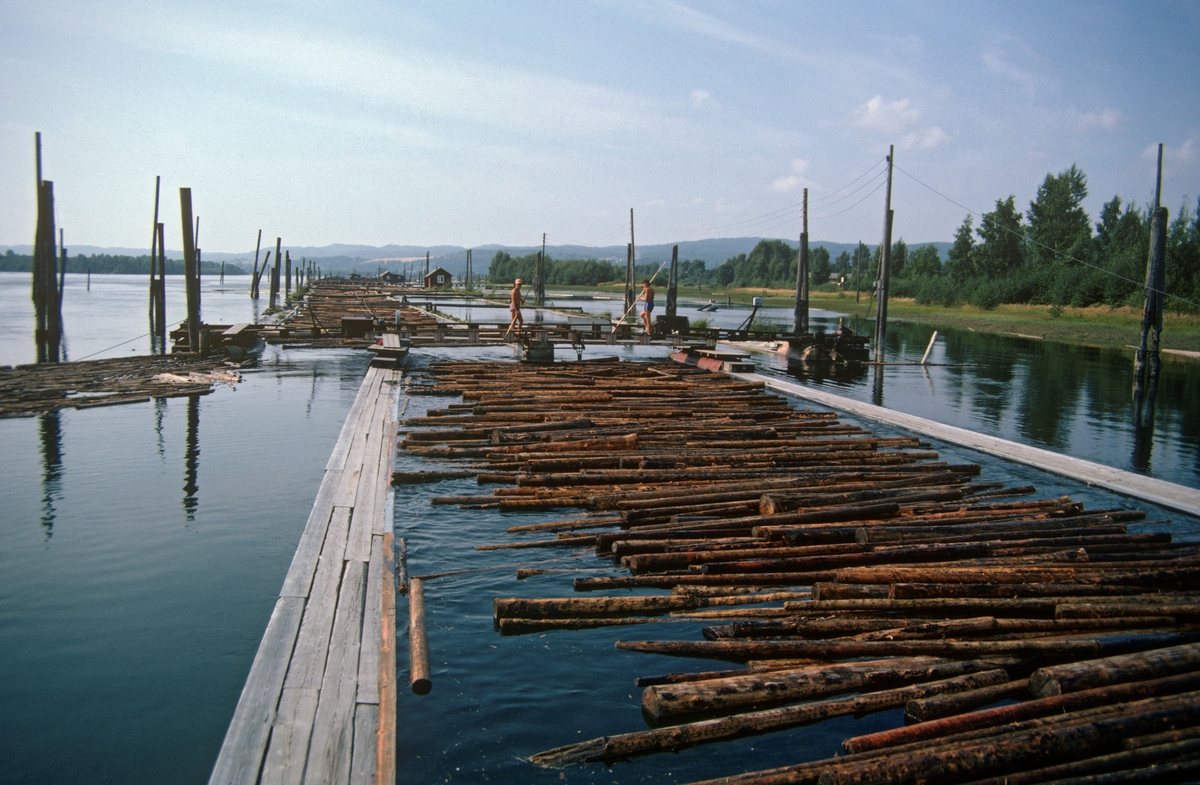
[
  {"left": 39, "top": 411, "right": 63, "bottom": 536},
  {"left": 1133, "top": 206, "right": 1167, "bottom": 427},
  {"left": 1130, "top": 404, "right": 1155, "bottom": 474},
  {"left": 872, "top": 362, "right": 885, "bottom": 408},
  {"left": 183, "top": 394, "right": 200, "bottom": 521}
]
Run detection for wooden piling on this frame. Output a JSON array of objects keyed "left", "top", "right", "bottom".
[
  {"left": 409, "top": 577, "right": 432, "bottom": 695},
  {"left": 179, "top": 188, "right": 200, "bottom": 353}
]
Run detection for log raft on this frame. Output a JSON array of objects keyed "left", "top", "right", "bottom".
[{"left": 393, "top": 358, "right": 1200, "bottom": 784}]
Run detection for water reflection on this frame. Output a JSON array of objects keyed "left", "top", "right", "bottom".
[
  {"left": 785, "top": 357, "right": 869, "bottom": 387},
  {"left": 154, "top": 397, "right": 166, "bottom": 459},
  {"left": 39, "top": 411, "right": 63, "bottom": 537},
  {"left": 183, "top": 394, "right": 200, "bottom": 520}
]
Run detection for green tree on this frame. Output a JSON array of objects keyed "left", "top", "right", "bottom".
[
  {"left": 1094, "top": 196, "right": 1148, "bottom": 305},
  {"left": 972, "top": 195, "right": 1025, "bottom": 278},
  {"left": 889, "top": 238, "right": 908, "bottom": 278},
  {"left": 906, "top": 244, "right": 942, "bottom": 278},
  {"left": 833, "top": 250, "right": 852, "bottom": 275},
  {"left": 945, "top": 215, "right": 975, "bottom": 282},
  {"left": 809, "top": 246, "right": 831, "bottom": 286},
  {"left": 1027, "top": 164, "right": 1093, "bottom": 270}
]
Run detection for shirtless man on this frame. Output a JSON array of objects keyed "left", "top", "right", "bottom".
[
  {"left": 504, "top": 278, "right": 525, "bottom": 339},
  {"left": 637, "top": 279, "right": 655, "bottom": 334}
]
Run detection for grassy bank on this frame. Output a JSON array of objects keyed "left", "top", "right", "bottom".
[{"left": 563, "top": 282, "right": 1200, "bottom": 354}]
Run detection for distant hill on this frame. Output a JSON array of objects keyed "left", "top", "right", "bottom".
[{"left": 3, "top": 237, "right": 953, "bottom": 277}]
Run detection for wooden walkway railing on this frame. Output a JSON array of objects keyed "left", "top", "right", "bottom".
[{"left": 209, "top": 364, "right": 401, "bottom": 785}]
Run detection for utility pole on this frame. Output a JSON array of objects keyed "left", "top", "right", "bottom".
[
  {"left": 793, "top": 188, "right": 809, "bottom": 334},
  {"left": 873, "top": 145, "right": 894, "bottom": 363}
]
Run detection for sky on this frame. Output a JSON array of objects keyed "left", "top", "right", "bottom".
[{"left": 2, "top": 0, "right": 1198, "bottom": 254}]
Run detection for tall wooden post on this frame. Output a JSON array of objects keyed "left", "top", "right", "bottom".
[
  {"left": 793, "top": 188, "right": 810, "bottom": 334},
  {"left": 56, "top": 228, "right": 66, "bottom": 358},
  {"left": 425, "top": 251, "right": 430, "bottom": 284},
  {"left": 535, "top": 233, "right": 546, "bottom": 305},
  {"left": 874, "top": 145, "right": 894, "bottom": 363},
  {"left": 270, "top": 237, "right": 282, "bottom": 308},
  {"left": 194, "top": 216, "right": 202, "bottom": 316},
  {"left": 149, "top": 176, "right": 160, "bottom": 327},
  {"left": 250, "top": 229, "right": 262, "bottom": 299},
  {"left": 220, "top": 261, "right": 225, "bottom": 285},
  {"left": 33, "top": 180, "right": 58, "bottom": 362},
  {"left": 156, "top": 222, "right": 167, "bottom": 346},
  {"left": 285, "top": 251, "right": 292, "bottom": 301},
  {"left": 180, "top": 188, "right": 201, "bottom": 353},
  {"left": 666, "top": 244, "right": 679, "bottom": 317}
]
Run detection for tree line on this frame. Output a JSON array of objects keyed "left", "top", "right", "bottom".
[
  {"left": 0, "top": 251, "right": 243, "bottom": 276},
  {"left": 892, "top": 165, "right": 1200, "bottom": 313},
  {"left": 484, "top": 164, "right": 1200, "bottom": 314}
]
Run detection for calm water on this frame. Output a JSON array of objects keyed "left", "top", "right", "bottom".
[{"left": 0, "top": 274, "right": 1196, "bottom": 785}]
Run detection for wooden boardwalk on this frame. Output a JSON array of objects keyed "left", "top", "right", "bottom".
[{"left": 209, "top": 364, "right": 401, "bottom": 785}]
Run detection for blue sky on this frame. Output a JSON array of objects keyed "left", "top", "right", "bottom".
[{"left": 2, "top": 1, "right": 1197, "bottom": 253}]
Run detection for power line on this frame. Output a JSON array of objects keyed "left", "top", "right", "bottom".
[
  {"left": 809, "top": 156, "right": 889, "bottom": 205},
  {"left": 893, "top": 163, "right": 1200, "bottom": 311},
  {"left": 815, "top": 176, "right": 888, "bottom": 220}
]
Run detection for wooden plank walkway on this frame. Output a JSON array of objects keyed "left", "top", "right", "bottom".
[
  {"left": 738, "top": 371, "right": 1200, "bottom": 518},
  {"left": 209, "top": 364, "right": 401, "bottom": 785}
]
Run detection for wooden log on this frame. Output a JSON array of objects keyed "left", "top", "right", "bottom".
[
  {"left": 956, "top": 738, "right": 1200, "bottom": 785},
  {"left": 904, "top": 677, "right": 1030, "bottom": 723},
  {"left": 842, "top": 670, "right": 1200, "bottom": 755},
  {"left": 819, "top": 700, "right": 1200, "bottom": 785},
  {"left": 528, "top": 670, "right": 1008, "bottom": 767},
  {"left": 834, "top": 565, "right": 1200, "bottom": 587},
  {"left": 642, "top": 658, "right": 1008, "bottom": 722},
  {"left": 889, "top": 581, "right": 1156, "bottom": 599},
  {"left": 408, "top": 578, "right": 431, "bottom": 695},
  {"left": 699, "top": 542, "right": 992, "bottom": 575},
  {"left": 613, "top": 631, "right": 1200, "bottom": 663},
  {"left": 497, "top": 616, "right": 661, "bottom": 635},
  {"left": 1030, "top": 641, "right": 1200, "bottom": 697},
  {"left": 493, "top": 595, "right": 698, "bottom": 623},
  {"left": 1056, "top": 601, "right": 1200, "bottom": 621},
  {"left": 811, "top": 583, "right": 890, "bottom": 601},
  {"left": 574, "top": 571, "right": 838, "bottom": 591}
]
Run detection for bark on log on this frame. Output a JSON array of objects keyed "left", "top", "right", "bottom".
[
  {"left": 904, "top": 677, "right": 1030, "bottom": 723},
  {"left": 1030, "top": 641, "right": 1200, "bottom": 697}
]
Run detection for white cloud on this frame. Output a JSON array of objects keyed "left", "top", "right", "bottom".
[
  {"left": 690, "top": 89, "right": 712, "bottom": 108},
  {"left": 1075, "top": 108, "right": 1122, "bottom": 131},
  {"left": 853, "top": 95, "right": 921, "bottom": 133},
  {"left": 772, "top": 175, "right": 800, "bottom": 193},
  {"left": 772, "top": 158, "right": 815, "bottom": 192},
  {"left": 901, "top": 126, "right": 949, "bottom": 150},
  {"left": 981, "top": 37, "right": 1038, "bottom": 88}
]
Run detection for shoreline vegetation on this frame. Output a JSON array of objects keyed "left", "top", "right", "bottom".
[{"left": 564, "top": 282, "right": 1200, "bottom": 355}]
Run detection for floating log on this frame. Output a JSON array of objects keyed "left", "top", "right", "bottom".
[
  {"left": 613, "top": 631, "right": 1200, "bottom": 663},
  {"left": 529, "top": 670, "right": 1008, "bottom": 767},
  {"left": 842, "top": 670, "right": 1200, "bottom": 755},
  {"left": 1029, "top": 641, "right": 1200, "bottom": 697},
  {"left": 409, "top": 577, "right": 432, "bottom": 695},
  {"left": 904, "top": 677, "right": 1030, "bottom": 723},
  {"left": 642, "top": 657, "right": 1009, "bottom": 722}
]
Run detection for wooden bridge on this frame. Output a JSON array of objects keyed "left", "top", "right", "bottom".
[{"left": 208, "top": 364, "right": 401, "bottom": 785}]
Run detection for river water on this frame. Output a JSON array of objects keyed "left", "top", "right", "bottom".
[{"left": 0, "top": 274, "right": 1196, "bottom": 784}]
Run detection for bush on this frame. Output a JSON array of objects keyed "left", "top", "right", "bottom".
[
  {"left": 968, "top": 279, "right": 1004, "bottom": 310},
  {"left": 914, "top": 277, "right": 961, "bottom": 307}
]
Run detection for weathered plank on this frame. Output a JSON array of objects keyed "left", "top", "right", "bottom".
[
  {"left": 356, "top": 536, "right": 384, "bottom": 706},
  {"left": 208, "top": 596, "right": 305, "bottom": 785},
  {"left": 259, "top": 687, "right": 318, "bottom": 785},
  {"left": 348, "top": 704, "right": 380, "bottom": 785},
  {"left": 326, "top": 367, "right": 384, "bottom": 473},
  {"left": 303, "top": 559, "right": 368, "bottom": 785},
  {"left": 377, "top": 533, "right": 398, "bottom": 785},
  {"left": 280, "top": 483, "right": 337, "bottom": 599},
  {"left": 283, "top": 508, "right": 352, "bottom": 691}
]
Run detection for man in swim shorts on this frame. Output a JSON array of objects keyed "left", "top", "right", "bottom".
[
  {"left": 638, "top": 279, "right": 655, "bottom": 335},
  {"left": 504, "top": 278, "right": 525, "bottom": 339}
]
